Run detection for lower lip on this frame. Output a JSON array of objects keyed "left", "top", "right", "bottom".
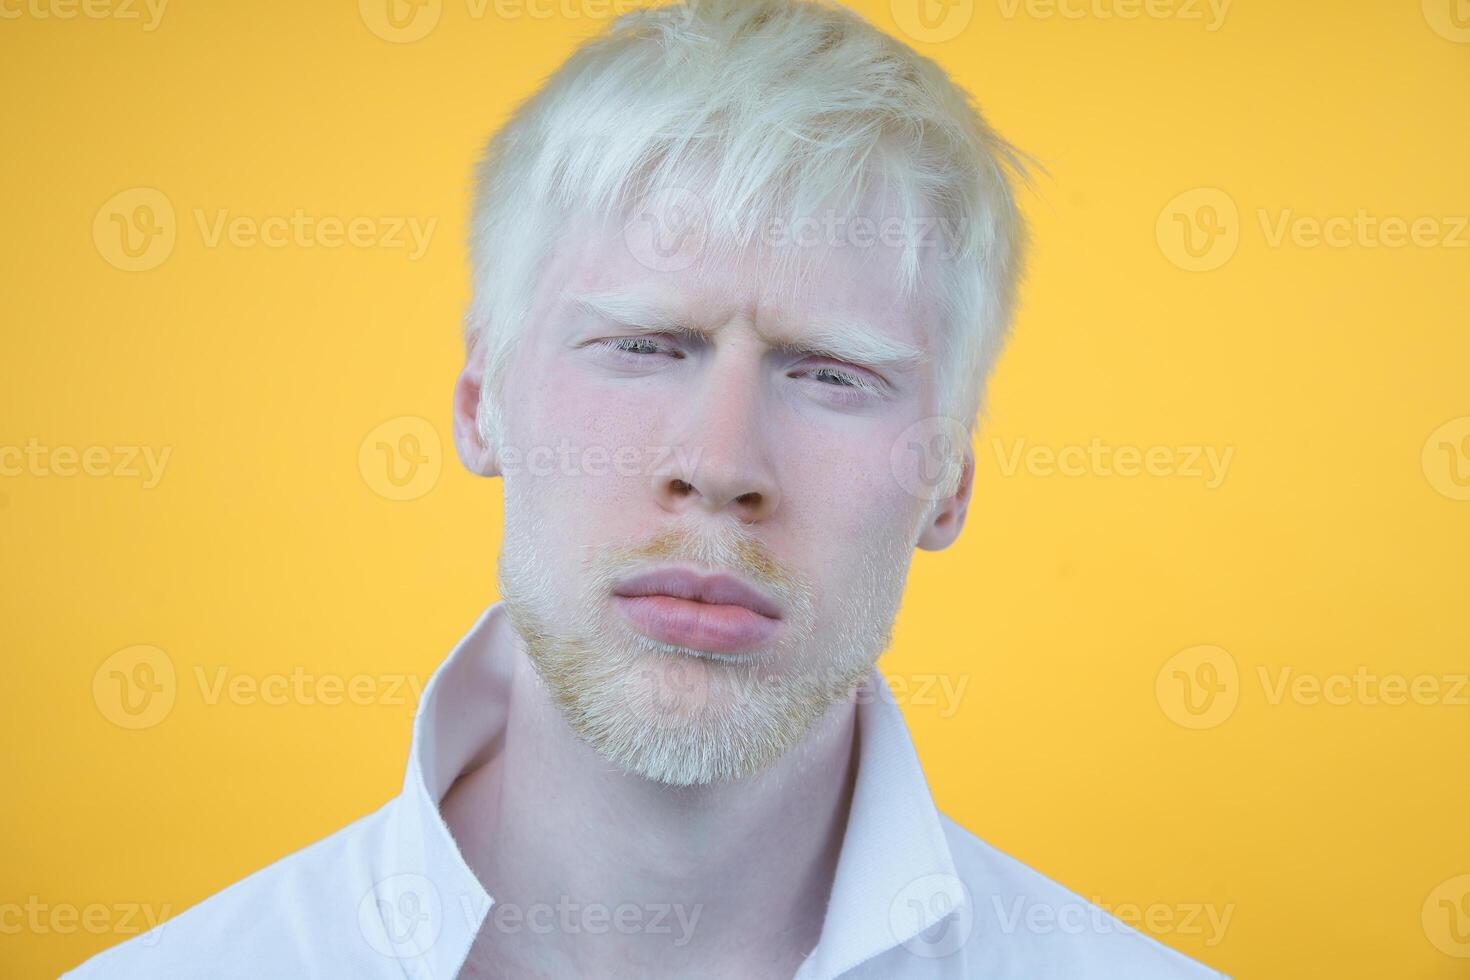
[{"left": 611, "top": 594, "right": 780, "bottom": 654}]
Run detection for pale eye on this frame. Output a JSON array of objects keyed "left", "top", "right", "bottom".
[
  {"left": 809, "top": 366, "right": 862, "bottom": 387},
  {"left": 787, "top": 361, "right": 886, "bottom": 406},
  {"left": 612, "top": 337, "right": 666, "bottom": 355},
  {"left": 595, "top": 336, "right": 683, "bottom": 359}
]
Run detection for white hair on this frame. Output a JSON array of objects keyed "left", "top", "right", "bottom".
[{"left": 466, "top": 0, "right": 1030, "bottom": 451}]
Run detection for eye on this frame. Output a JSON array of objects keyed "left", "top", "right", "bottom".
[
  {"left": 788, "top": 360, "right": 886, "bottom": 404},
  {"left": 808, "top": 366, "right": 864, "bottom": 388},
  {"left": 592, "top": 336, "right": 685, "bottom": 361}
]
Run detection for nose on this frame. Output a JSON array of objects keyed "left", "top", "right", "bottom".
[
  {"left": 654, "top": 472, "right": 778, "bottom": 523},
  {"left": 651, "top": 361, "right": 780, "bottom": 524}
]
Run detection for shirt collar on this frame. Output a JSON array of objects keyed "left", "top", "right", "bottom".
[{"left": 398, "top": 601, "right": 965, "bottom": 979}]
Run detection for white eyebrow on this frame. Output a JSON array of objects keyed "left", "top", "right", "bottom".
[
  {"left": 568, "top": 288, "right": 691, "bottom": 334},
  {"left": 566, "top": 287, "right": 928, "bottom": 372},
  {"left": 790, "top": 316, "right": 928, "bottom": 371}
]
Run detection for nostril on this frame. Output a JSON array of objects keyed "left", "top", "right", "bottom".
[
  {"left": 670, "top": 479, "right": 694, "bottom": 496},
  {"left": 735, "top": 492, "right": 761, "bottom": 508}
]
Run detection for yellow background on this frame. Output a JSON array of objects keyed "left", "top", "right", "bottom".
[{"left": 2, "top": 0, "right": 1468, "bottom": 976}]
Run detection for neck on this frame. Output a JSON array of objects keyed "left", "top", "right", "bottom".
[{"left": 442, "top": 609, "right": 860, "bottom": 979}]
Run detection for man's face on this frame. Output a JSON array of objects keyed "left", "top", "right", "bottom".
[{"left": 478, "top": 198, "right": 966, "bottom": 785}]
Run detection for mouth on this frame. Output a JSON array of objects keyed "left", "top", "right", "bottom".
[{"left": 611, "top": 567, "right": 783, "bottom": 655}]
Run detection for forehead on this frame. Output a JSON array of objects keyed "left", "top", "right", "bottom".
[{"left": 542, "top": 198, "right": 942, "bottom": 350}]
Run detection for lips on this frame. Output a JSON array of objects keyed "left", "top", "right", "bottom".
[{"left": 611, "top": 568, "right": 782, "bottom": 654}]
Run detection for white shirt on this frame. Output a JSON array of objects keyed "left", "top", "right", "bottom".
[{"left": 67, "top": 602, "right": 1225, "bottom": 979}]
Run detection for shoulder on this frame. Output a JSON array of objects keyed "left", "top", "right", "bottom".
[
  {"left": 62, "top": 804, "right": 398, "bottom": 979},
  {"left": 936, "top": 813, "right": 1229, "bottom": 979}
]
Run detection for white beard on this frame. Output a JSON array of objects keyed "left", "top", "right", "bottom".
[{"left": 495, "top": 497, "right": 918, "bottom": 786}]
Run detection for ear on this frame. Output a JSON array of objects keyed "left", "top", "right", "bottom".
[
  {"left": 451, "top": 344, "right": 499, "bottom": 477},
  {"left": 916, "top": 449, "right": 974, "bottom": 551}
]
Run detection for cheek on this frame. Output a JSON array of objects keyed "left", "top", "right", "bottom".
[
  {"left": 502, "top": 362, "right": 666, "bottom": 514},
  {"left": 781, "top": 423, "right": 924, "bottom": 562}
]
